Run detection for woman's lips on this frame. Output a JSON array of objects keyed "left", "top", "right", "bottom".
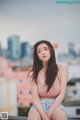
[{"left": 43, "top": 56, "right": 47, "bottom": 58}]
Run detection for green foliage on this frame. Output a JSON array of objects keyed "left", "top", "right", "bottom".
[{"left": 18, "top": 107, "right": 31, "bottom": 116}]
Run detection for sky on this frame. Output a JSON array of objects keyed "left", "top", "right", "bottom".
[{"left": 0, "top": 0, "right": 80, "bottom": 52}]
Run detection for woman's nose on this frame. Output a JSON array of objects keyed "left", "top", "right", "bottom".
[{"left": 42, "top": 50, "right": 45, "bottom": 54}]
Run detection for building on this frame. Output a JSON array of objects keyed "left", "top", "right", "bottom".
[
  {"left": 21, "top": 42, "right": 32, "bottom": 59},
  {"left": 7, "top": 35, "right": 21, "bottom": 60}
]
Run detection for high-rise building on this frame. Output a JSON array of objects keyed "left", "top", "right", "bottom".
[
  {"left": 21, "top": 42, "right": 32, "bottom": 58},
  {"left": 7, "top": 35, "right": 21, "bottom": 59},
  {"left": 20, "top": 42, "right": 28, "bottom": 58}
]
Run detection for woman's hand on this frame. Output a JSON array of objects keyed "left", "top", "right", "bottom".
[
  {"left": 42, "top": 114, "right": 49, "bottom": 120},
  {"left": 42, "top": 117, "right": 49, "bottom": 120},
  {"left": 46, "top": 110, "right": 53, "bottom": 120}
]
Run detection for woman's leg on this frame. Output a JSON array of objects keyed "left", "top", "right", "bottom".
[
  {"left": 27, "top": 110, "right": 41, "bottom": 120},
  {"left": 51, "top": 109, "right": 67, "bottom": 120}
]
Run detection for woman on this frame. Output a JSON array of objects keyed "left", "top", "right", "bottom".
[{"left": 27, "top": 40, "right": 67, "bottom": 120}]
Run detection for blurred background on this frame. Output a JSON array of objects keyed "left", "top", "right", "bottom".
[{"left": 0, "top": 0, "right": 80, "bottom": 119}]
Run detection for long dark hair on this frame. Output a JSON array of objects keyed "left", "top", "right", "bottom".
[{"left": 31, "top": 40, "right": 58, "bottom": 92}]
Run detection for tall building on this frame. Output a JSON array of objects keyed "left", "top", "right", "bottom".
[
  {"left": 21, "top": 42, "right": 32, "bottom": 58},
  {"left": 20, "top": 42, "right": 28, "bottom": 58},
  {"left": 7, "top": 35, "right": 21, "bottom": 60}
]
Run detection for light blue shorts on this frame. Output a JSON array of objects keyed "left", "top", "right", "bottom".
[{"left": 29, "top": 98, "right": 65, "bottom": 114}]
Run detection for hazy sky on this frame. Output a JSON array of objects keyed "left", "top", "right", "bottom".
[{"left": 0, "top": 0, "right": 80, "bottom": 51}]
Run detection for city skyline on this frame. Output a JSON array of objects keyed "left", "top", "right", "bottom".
[{"left": 0, "top": 0, "right": 80, "bottom": 51}]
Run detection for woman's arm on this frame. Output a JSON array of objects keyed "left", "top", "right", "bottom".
[
  {"left": 47, "top": 64, "right": 68, "bottom": 118},
  {"left": 31, "top": 80, "right": 49, "bottom": 120}
]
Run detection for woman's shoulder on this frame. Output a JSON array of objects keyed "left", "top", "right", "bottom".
[
  {"left": 57, "top": 63, "right": 67, "bottom": 74},
  {"left": 27, "top": 67, "right": 34, "bottom": 77},
  {"left": 26, "top": 68, "right": 34, "bottom": 84},
  {"left": 57, "top": 63, "right": 67, "bottom": 69},
  {"left": 28, "top": 70, "right": 33, "bottom": 77},
  {"left": 57, "top": 63, "right": 68, "bottom": 81}
]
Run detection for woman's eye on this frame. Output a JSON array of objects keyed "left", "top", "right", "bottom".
[
  {"left": 44, "top": 48, "right": 48, "bottom": 50},
  {"left": 38, "top": 51, "right": 41, "bottom": 53}
]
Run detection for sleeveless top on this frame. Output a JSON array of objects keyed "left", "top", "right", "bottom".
[
  {"left": 37, "top": 78, "right": 60, "bottom": 98},
  {"left": 37, "top": 73, "right": 60, "bottom": 98},
  {"left": 28, "top": 64, "right": 63, "bottom": 98}
]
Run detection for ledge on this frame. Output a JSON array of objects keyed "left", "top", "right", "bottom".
[
  {"left": 63, "top": 101, "right": 80, "bottom": 106},
  {"left": 0, "top": 115, "right": 80, "bottom": 120},
  {"left": 0, "top": 116, "right": 27, "bottom": 120}
]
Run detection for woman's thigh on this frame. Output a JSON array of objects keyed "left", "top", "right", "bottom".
[
  {"left": 27, "top": 110, "right": 41, "bottom": 120},
  {"left": 51, "top": 109, "right": 67, "bottom": 120}
]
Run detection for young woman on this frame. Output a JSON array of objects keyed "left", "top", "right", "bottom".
[{"left": 27, "top": 40, "right": 67, "bottom": 120}]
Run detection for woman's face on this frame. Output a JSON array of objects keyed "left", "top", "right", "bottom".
[{"left": 37, "top": 43, "right": 51, "bottom": 65}]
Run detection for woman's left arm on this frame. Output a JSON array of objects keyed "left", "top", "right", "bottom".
[{"left": 47, "top": 64, "right": 68, "bottom": 118}]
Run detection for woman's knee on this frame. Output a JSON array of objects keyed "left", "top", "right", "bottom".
[
  {"left": 27, "top": 110, "right": 41, "bottom": 120},
  {"left": 51, "top": 109, "right": 67, "bottom": 120}
]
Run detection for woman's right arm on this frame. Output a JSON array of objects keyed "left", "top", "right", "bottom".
[{"left": 31, "top": 80, "right": 49, "bottom": 120}]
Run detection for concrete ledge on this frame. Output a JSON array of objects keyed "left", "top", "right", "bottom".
[
  {"left": 0, "top": 116, "right": 27, "bottom": 120},
  {"left": 0, "top": 116, "right": 80, "bottom": 120}
]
